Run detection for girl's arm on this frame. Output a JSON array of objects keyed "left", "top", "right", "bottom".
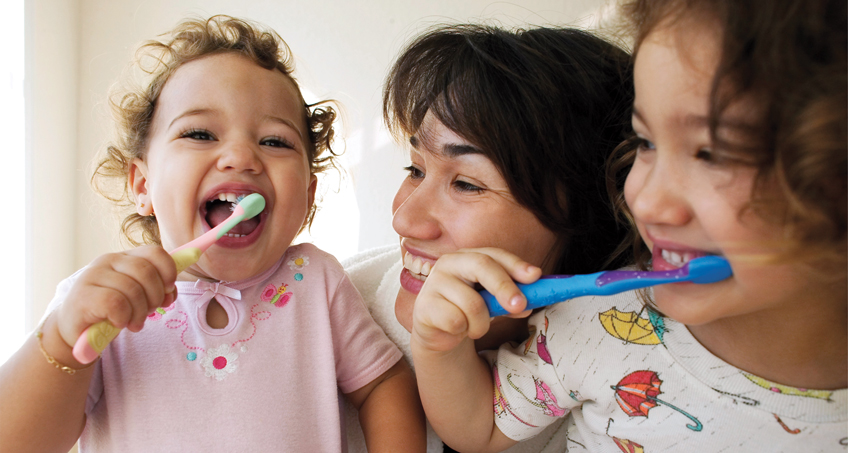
[
  {"left": 0, "top": 245, "right": 177, "bottom": 452},
  {"left": 346, "top": 359, "right": 426, "bottom": 453},
  {"left": 410, "top": 248, "right": 540, "bottom": 453}
]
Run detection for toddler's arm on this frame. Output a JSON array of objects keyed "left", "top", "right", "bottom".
[
  {"left": 411, "top": 248, "right": 540, "bottom": 453},
  {"left": 346, "top": 358, "right": 426, "bottom": 452},
  {"left": 0, "top": 245, "right": 177, "bottom": 452}
]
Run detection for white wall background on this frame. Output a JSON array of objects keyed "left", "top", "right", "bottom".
[{"left": 24, "top": 0, "right": 612, "bottom": 345}]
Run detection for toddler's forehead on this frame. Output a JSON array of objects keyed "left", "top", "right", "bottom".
[{"left": 155, "top": 54, "right": 309, "bottom": 128}]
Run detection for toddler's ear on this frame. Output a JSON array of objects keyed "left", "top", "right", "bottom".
[
  {"left": 129, "top": 158, "right": 154, "bottom": 216},
  {"left": 307, "top": 175, "right": 317, "bottom": 210}
]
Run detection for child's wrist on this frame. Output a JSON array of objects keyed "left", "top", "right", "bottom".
[{"left": 37, "top": 312, "right": 95, "bottom": 374}]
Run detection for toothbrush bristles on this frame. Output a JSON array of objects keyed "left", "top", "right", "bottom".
[{"left": 229, "top": 195, "right": 246, "bottom": 212}]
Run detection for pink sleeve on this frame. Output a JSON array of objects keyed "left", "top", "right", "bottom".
[{"left": 329, "top": 274, "right": 403, "bottom": 394}]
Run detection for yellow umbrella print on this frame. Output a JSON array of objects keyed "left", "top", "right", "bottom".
[{"left": 599, "top": 308, "right": 661, "bottom": 345}]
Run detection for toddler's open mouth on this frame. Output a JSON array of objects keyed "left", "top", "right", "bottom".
[{"left": 203, "top": 192, "right": 262, "bottom": 237}]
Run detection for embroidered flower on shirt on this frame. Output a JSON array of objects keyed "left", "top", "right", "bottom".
[
  {"left": 147, "top": 303, "right": 175, "bottom": 321},
  {"left": 287, "top": 255, "right": 309, "bottom": 270},
  {"left": 200, "top": 344, "right": 238, "bottom": 381},
  {"left": 260, "top": 283, "right": 293, "bottom": 308}
]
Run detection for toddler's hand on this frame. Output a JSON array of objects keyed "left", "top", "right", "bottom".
[
  {"left": 411, "top": 247, "right": 541, "bottom": 353},
  {"left": 55, "top": 245, "right": 178, "bottom": 349}
]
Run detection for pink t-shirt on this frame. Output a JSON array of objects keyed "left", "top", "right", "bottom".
[{"left": 48, "top": 243, "right": 402, "bottom": 452}]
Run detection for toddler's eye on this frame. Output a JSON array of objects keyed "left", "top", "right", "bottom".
[
  {"left": 261, "top": 136, "right": 295, "bottom": 149},
  {"left": 180, "top": 128, "right": 215, "bottom": 141},
  {"left": 403, "top": 165, "right": 424, "bottom": 180}
]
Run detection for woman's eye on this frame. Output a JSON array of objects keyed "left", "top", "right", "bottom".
[
  {"left": 403, "top": 165, "right": 424, "bottom": 180},
  {"left": 181, "top": 129, "right": 215, "bottom": 141},
  {"left": 453, "top": 180, "right": 484, "bottom": 193},
  {"left": 261, "top": 136, "right": 295, "bottom": 149}
]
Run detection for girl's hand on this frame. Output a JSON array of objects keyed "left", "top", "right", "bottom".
[
  {"left": 411, "top": 247, "right": 542, "bottom": 353},
  {"left": 54, "top": 245, "right": 178, "bottom": 350}
]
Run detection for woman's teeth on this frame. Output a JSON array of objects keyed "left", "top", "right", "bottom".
[{"left": 403, "top": 252, "right": 432, "bottom": 281}]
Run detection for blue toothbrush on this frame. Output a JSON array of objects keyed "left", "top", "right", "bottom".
[{"left": 482, "top": 256, "right": 732, "bottom": 316}]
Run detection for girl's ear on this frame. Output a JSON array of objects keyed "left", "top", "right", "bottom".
[{"left": 129, "top": 158, "right": 154, "bottom": 216}]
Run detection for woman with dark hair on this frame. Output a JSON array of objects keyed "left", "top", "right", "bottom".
[{"left": 343, "top": 24, "right": 634, "bottom": 452}]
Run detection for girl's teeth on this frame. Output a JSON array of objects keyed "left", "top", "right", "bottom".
[{"left": 661, "top": 249, "right": 697, "bottom": 267}]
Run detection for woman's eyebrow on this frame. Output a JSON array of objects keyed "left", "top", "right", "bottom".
[
  {"left": 410, "top": 134, "right": 483, "bottom": 157},
  {"left": 441, "top": 143, "right": 482, "bottom": 158}
]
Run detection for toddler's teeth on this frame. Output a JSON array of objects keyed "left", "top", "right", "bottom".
[{"left": 421, "top": 261, "right": 431, "bottom": 276}]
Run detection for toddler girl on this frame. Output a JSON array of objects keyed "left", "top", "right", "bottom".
[
  {"left": 409, "top": 0, "right": 846, "bottom": 451},
  {"left": 0, "top": 15, "right": 424, "bottom": 452}
]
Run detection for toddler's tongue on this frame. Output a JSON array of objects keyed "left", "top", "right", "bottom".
[{"left": 206, "top": 200, "right": 260, "bottom": 235}]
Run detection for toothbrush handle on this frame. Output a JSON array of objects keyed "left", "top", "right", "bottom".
[
  {"left": 482, "top": 269, "right": 690, "bottom": 316},
  {"left": 71, "top": 248, "right": 203, "bottom": 364},
  {"left": 482, "top": 273, "right": 601, "bottom": 317}
]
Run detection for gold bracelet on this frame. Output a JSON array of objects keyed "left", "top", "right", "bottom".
[{"left": 36, "top": 317, "right": 97, "bottom": 375}]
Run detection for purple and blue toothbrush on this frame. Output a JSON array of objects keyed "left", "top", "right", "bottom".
[{"left": 482, "top": 255, "right": 732, "bottom": 316}]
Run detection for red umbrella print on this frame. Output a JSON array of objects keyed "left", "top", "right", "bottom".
[{"left": 611, "top": 370, "right": 703, "bottom": 432}]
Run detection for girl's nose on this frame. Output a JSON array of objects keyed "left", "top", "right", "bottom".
[
  {"left": 217, "top": 140, "right": 262, "bottom": 174},
  {"left": 391, "top": 181, "right": 442, "bottom": 241},
  {"left": 625, "top": 158, "right": 692, "bottom": 227}
]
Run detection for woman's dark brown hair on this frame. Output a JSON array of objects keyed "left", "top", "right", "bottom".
[
  {"left": 611, "top": 0, "right": 847, "bottom": 271},
  {"left": 384, "top": 24, "right": 634, "bottom": 274},
  {"left": 93, "top": 15, "right": 338, "bottom": 246}
]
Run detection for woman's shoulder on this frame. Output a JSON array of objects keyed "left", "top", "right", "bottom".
[
  {"left": 342, "top": 244, "right": 400, "bottom": 289},
  {"left": 342, "top": 244, "right": 399, "bottom": 272}
]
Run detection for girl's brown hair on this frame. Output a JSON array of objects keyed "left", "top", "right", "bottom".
[
  {"left": 93, "top": 15, "right": 338, "bottom": 246},
  {"left": 610, "top": 0, "right": 847, "bottom": 271},
  {"left": 384, "top": 24, "right": 635, "bottom": 275}
]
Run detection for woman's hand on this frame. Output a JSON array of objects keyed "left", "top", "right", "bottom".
[
  {"left": 54, "top": 245, "right": 178, "bottom": 352},
  {"left": 411, "top": 247, "right": 541, "bottom": 353}
]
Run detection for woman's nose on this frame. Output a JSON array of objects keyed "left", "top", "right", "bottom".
[
  {"left": 391, "top": 180, "right": 442, "bottom": 241},
  {"left": 625, "top": 158, "right": 692, "bottom": 227},
  {"left": 217, "top": 139, "right": 262, "bottom": 174}
]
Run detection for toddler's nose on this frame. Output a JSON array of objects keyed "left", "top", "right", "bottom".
[{"left": 218, "top": 140, "right": 262, "bottom": 174}]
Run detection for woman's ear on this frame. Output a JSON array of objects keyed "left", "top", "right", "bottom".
[{"left": 129, "top": 158, "right": 154, "bottom": 216}]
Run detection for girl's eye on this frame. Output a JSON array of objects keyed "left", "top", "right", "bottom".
[
  {"left": 261, "top": 136, "right": 295, "bottom": 149},
  {"left": 453, "top": 180, "right": 485, "bottom": 194},
  {"left": 635, "top": 137, "right": 656, "bottom": 152},
  {"left": 181, "top": 128, "right": 215, "bottom": 141},
  {"left": 695, "top": 148, "right": 715, "bottom": 162},
  {"left": 403, "top": 165, "right": 424, "bottom": 180}
]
